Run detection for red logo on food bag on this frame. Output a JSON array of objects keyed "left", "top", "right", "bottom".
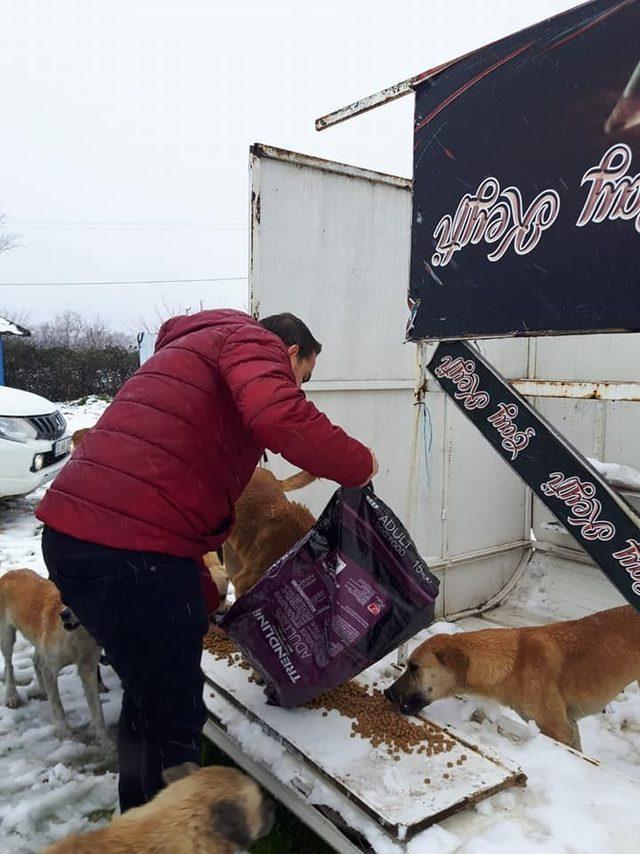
[{"left": 367, "top": 602, "right": 381, "bottom": 616}]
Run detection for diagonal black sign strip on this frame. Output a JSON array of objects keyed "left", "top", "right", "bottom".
[{"left": 428, "top": 340, "right": 640, "bottom": 611}]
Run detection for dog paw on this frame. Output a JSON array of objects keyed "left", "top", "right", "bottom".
[
  {"left": 5, "top": 691, "right": 22, "bottom": 709},
  {"left": 54, "top": 725, "right": 73, "bottom": 742}
]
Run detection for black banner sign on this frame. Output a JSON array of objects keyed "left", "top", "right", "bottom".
[
  {"left": 429, "top": 340, "right": 640, "bottom": 610},
  {"left": 408, "top": 0, "right": 640, "bottom": 341}
]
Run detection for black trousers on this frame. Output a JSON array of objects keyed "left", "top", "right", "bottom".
[{"left": 42, "top": 526, "right": 208, "bottom": 812}]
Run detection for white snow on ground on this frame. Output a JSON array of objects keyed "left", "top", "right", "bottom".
[
  {"left": 0, "top": 397, "right": 122, "bottom": 854},
  {"left": 588, "top": 457, "right": 640, "bottom": 493},
  {"left": 2, "top": 402, "right": 640, "bottom": 852}
]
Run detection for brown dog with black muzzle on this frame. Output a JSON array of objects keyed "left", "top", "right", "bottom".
[
  {"left": 385, "top": 606, "right": 640, "bottom": 751},
  {"left": 43, "top": 761, "right": 275, "bottom": 853}
]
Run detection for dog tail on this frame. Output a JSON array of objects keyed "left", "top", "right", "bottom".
[{"left": 277, "top": 470, "right": 316, "bottom": 492}]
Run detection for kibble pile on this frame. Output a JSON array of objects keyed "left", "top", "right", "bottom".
[
  {"left": 203, "top": 632, "right": 251, "bottom": 670},
  {"left": 306, "top": 680, "right": 458, "bottom": 760}
]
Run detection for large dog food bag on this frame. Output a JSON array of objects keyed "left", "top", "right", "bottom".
[{"left": 219, "top": 486, "right": 439, "bottom": 707}]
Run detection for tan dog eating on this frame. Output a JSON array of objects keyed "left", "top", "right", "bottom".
[
  {"left": 0, "top": 568, "right": 107, "bottom": 743},
  {"left": 385, "top": 606, "right": 640, "bottom": 750},
  {"left": 43, "top": 762, "right": 275, "bottom": 853}
]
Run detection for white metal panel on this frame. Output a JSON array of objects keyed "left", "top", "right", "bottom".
[
  {"left": 444, "top": 401, "right": 527, "bottom": 556},
  {"left": 251, "top": 144, "right": 530, "bottom": 617},
  {"left": 471, "top": 337, "right": 530, "bottom": 380},
  {"left": 532, "top": 333, "right": 640, "bottom": 383},
  {"left": 528, "top": 318, "right": 640, "bottom": 552},
  {"left": 251, "top": 147, "right": 414, "bottom": 383}
]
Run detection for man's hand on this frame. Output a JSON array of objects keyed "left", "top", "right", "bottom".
[{"left": 358, "top": 449, "right": 379, "bottom": 487}]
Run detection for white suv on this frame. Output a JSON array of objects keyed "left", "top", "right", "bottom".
[{"left": 0, "top": 386, "right": 71, "bottom": 498}]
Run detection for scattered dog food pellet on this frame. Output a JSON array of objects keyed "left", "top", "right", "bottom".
[
  {"left": 424, "top": 778, "right": 431, "bottom": 785},
  {"left": 322, "top": 711, "right": 328, "bottom": 717},
  {"left": 447, "top": 762, "right": 453, "bottom": 768},
  {"left": 204, "top": 635, "right": 457, "bottom": 757},
  {"left": 203, "top": 633, "right": 252, "bottom": 670},
  {"left": 443, "top": 773, "right": 449, "bottom": 779}
]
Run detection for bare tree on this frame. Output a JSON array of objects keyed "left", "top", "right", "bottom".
[
  {"left": 84, "top": 315, "right": 130, "bottom": 348},
  {"left": 0, "top": 209, "right": 18, "bottom": 255},
  {"left": 32, "top": 311, "right": 131, "bottom": 349},
  {"left": 37, "top": 310, "right": 86, "bottom": 348}
]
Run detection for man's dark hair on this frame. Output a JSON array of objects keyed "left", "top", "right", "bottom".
[{"left": 259, "top": 313, "right": 322, "bottom": 360}]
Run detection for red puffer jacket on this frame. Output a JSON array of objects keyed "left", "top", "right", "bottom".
[{"left": 36, "top": 310, "right": 373, "bottom": 612}]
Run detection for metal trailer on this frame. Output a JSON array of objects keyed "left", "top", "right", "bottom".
[{"left": 196, "top": 142, "right": 640, "bottom": 850}]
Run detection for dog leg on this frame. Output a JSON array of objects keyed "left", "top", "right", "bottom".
[
  {"left": 569, "top": 720, "right": 582, "bottom": 752},
  {"left": 27, "top": 650, "right": 48, "bottom": 700},
  {"left": 1, "top": 623, "right": 21, "bottom": 709},
  {"left": 78, "top": 662, "right": 109, "bottom": 746},
  {"left": 41, "top": 665, "right": 71, "bottom": 740},
  {"left": 536, "top": 705, "right": 577, "bottom": 748}
]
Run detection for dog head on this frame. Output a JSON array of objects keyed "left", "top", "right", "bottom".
[
  {"left": 59, "top": 606, "right": 81, "bottom": 632},
  {"left": 161, "top": 762, "right": 274, "bottom": 849},
  {"left": 384, "top": 634, "right": 469, "bottom": 716}
]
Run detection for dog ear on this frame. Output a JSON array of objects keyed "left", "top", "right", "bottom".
[
  {"left": 162, "top": 762, "right": 201, "bottom": 785},
  {"left": 210, "top": 800, "right": 253, "bottom": 849},
  {"left": 434, "top": 646, "right": 469, "bottom": 677}
]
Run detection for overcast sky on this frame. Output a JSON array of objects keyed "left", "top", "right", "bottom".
[{"left": 0, "top": 0, "right": 582, "bottom": 334}]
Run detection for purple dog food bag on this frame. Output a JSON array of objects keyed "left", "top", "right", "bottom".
[{"left": 219, "top": 485, "right": 439, "bottom": 707}]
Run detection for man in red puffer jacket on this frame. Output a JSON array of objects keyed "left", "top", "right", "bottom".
[{"left": 38, "top": 309, "right": 377, "bottom": 812}]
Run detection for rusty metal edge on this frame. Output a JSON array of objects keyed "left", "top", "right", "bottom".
[
  {"left": 203, "top": 658, "right": 526, "bottom": 842},
  {"left": 511, "top": 379, "right": 640, "bottom": 403},
  {"left": 250, "top": 142, "right": 411, "bottom": 189},
  {"left": 422, "top": 377, "right": 640, "bottom": 403},
  {"left": 314, "top": 55, "right": 473, "bottom": 132},
  {"left": 407, "top": 325, "right": 640, "bottom": 345}
]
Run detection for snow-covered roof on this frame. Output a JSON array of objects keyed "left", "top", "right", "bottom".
[{"left": 0, "top": 314, "right": 30, "bottom": 336}]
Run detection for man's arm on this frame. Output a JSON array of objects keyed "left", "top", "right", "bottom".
[{"left": 218, "top": 325, "right": 374, "bottom": 487}]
